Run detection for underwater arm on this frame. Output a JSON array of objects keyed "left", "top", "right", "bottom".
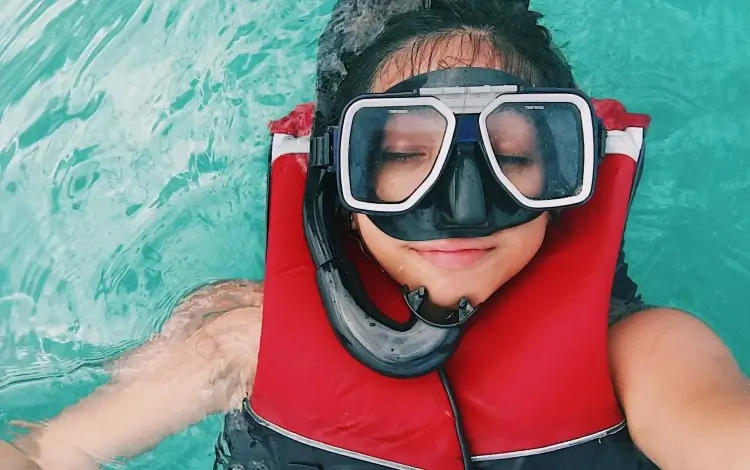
[
  {"left": 5, "top": 282, "right": 263, "bottom": 470},
  {"left": 609, "top": 307, "right": 750, "bottom": 470}
]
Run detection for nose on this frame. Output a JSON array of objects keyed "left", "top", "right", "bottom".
[{"left": 436, "top": 142, "right": 488, "bottom": 228}]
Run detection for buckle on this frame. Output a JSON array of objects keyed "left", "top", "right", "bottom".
[{"left": 309, "top": 131, "right": 332, "bottom": 169}]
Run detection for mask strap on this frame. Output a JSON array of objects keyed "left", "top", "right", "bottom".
[{"left": 423, "top": 0, "right": 529, "bottom": 10}]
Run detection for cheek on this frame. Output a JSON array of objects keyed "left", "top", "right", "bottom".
[
  {"left": 374, "top": 165, "right": 416, "bottom": 202},
  {"left": 489, "top": 214, "right": 548, "bottom": 268},
  {"left": 503, "top": 164, "right": 545, "bottom": 199},
  {"left": 374, "top": 161, "right": 433, "bottom": 203},
  {"left": 355, "top": 214, "right": 408, "bottom": 272},
  {"left": 520, "top": 165, "right": 545, "bottom": 198}
]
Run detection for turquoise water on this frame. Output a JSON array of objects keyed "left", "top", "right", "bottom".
[{"left": 0, "top": 0, "right": 748, "bottom": 467}]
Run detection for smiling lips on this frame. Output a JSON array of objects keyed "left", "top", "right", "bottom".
[{"left": 410, "top": 239, "right": 494, "bottom": 269}]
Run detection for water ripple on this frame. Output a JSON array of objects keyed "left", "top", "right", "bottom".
[
  {"left": 2, "top": 0, "right": 750, "bottom": 467},
  {"left": 0, "top": 0, "right": 327, "bottom": 411}
]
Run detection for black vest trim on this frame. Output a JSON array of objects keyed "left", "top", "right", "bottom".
[{"left": 213, "top": 400, "right": 660, "bottom": 470}]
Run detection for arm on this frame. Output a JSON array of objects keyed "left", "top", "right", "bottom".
[
  {"left": 4, "top": 281, "right": 263, "bottom": 470},
  {"left": 609, "top": 307, "right": 750, "bottom": 470}
]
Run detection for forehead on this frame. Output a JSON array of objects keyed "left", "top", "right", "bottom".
[{"left": 371, "top": 32, "right": 504, "bottom": 93}]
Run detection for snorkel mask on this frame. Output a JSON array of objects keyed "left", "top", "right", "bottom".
[{"left": 304, "top": 67, "right": 605, "bottom": 378}]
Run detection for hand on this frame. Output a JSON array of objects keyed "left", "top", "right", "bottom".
[{"left": 0, "top": 441, "right": 42, "bottom": 470}]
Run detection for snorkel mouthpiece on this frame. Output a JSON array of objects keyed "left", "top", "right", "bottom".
[{"left": 403, "top": 285, "right": 480, "bottom": 327}]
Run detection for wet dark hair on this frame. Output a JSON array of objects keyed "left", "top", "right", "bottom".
[{"left": 314, "top": 0, "right": 577, "bottom": 135}]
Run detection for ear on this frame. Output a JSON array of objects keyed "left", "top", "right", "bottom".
[{"left": 351, "top": 213, "right": 360, "bottom": 231}]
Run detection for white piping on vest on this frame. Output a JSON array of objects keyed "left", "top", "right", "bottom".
[
  {"left": 248, "top": 402, "right": 626, "bottom": 466},
  {"left": 246, "top": 405, "right": 421, "bottom": 470},
  {"left": 471, "top": 419, "right": 627, "bottom": 462},
  {"left": 605, "top": 127, "right": 644, "bottom": 162},
  {"left": 271, "top": 133, "right": 310, "bottom": 162},
  {"left": 269, "top": 127, "right": 645, "bottom": 163}
]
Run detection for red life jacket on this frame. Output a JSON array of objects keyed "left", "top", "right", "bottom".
[{"left": 249, "top": 100, "right": 651, "bottom": 469}]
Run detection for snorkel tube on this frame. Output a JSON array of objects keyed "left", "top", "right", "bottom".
[{"left": 303, "top": 133, "right": 465, "bottom": 379}]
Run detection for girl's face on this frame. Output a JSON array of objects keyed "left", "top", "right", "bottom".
[{"left": 353, "top": 33, "right": 549, "bottom": 309}]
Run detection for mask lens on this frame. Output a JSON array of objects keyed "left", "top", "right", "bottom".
[
  {"left": 347, "top": 105, "right": 448, "bottom": 204},
  {"left": 485, "top": 102, "right": 585, "bottom": 201}
]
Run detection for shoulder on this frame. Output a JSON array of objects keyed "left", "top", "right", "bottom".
[
  {"left": 608, "top": 307, "right": 736, "bottom": 379},
  {"left": 174, "top": 279, "right": 263, "bottom": 316},
  {"left": 607, "top": 309, "right": 749, "bottom": 468},
  {"left": 608, "top": 307, "right": 730, "bottom": 362},
  {"left": 160, "top": 279, "right": 264, "bottom": 340},
  {"left": 608, "top": 307, "right": 745, "bottom": 416},
  {"left": 107, "top": 280, "right": 264, "bottom": 381},
  {"left": 194, "top": 298, "right": 264, "bottom": 411},
  {"left": 179, "top": 283, "right": 264, "bottom": 412}
]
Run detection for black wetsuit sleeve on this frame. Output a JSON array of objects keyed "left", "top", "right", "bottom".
[{"left": 609, "top": 244, "right": 652, "bottom": 325}]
